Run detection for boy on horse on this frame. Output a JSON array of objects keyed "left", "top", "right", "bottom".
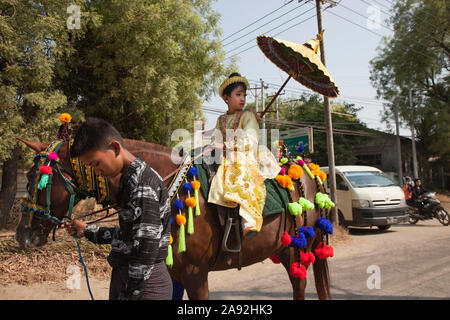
[
  {"left": 64, "top": 118, "right": 172, "bottom": 300},
  {"left": 208, "top": 73, "right": 280, "bottom": 238}
]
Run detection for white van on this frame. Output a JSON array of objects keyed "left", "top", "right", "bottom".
[{"left": 322, "top": 165, "right": 409, "bottom": 230}]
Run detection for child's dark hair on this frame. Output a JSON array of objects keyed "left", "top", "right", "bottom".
[
  {"left": 70, "top": 117, "right": 124, "bottom": 158},
  {"left": 222, "top": 72, "right": 247, "bottom": 97}
]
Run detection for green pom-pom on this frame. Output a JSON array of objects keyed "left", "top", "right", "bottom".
[
  {"left": 298, "top": 197, "right": 315, "bottom": 211},
  {"left": 187, "top": 206, "right": 194, "bottom": 235},
  {"left": 323, "top": 194, "right": 335, "bottom": 209},
  {"left": 280, "top": 157, "right": 288, "bottom": 164},
  {"left": 178, "top": 224, "right": 186, "bottom": 253},
  {"left": 315, "top": 192, "right": 327, "bottom": 208},
  {"left": 37, "top": 174, "right": 49, "bottom": 190},
  {"left": 166, "top": 244, "right": 173, "bottom": 268},
  {"left": 288, "top": 202, "right": 302, "bottom": 216}
]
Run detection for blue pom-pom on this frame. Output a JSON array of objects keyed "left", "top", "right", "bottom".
[
  {"left": 183, "top": 182, "right": 193, "bottom": 193},
  {"left": 316, "top": 217, "right": 333, "bottom": 235},
  {"left": 188, "top": 167, "right": 198, "bottom": 178},
  {"left": 297, "top": 144, "right": 305, "bottom": 153},
  {"left": 174, "top": 198, "right": 184, "bottom": 211},
  {"left": 170, "top": 217, "right": 173, "bottom": 225},
  {"left": 298, "top": 226, "right": 315, "bottom": 239},
  {"left": 289, "top": 233, "right": 307, "bottom": 248}
]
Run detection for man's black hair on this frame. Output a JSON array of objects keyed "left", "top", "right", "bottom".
[{"left": 70, "top": 117, "right": 124, "bottom": 158}]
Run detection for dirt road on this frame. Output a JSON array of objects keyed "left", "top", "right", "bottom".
[{"left": 1, "top": 218, "right": 449, "bottom": 300}]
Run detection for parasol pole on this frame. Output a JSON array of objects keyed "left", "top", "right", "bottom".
[{"left": 259, "top": 75, "right": 292, "bottom": 118}]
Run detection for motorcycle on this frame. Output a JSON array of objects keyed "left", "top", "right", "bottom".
[{"left": 408, "top": 192, "right": 450, "bottom": 226}]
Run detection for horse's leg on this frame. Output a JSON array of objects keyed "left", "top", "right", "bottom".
[
  {"left": 277, "top": 248, "right": 306, "bottom": 300},
  {"left": 181, "top": 266, "right": 210, "bottom": 300}
]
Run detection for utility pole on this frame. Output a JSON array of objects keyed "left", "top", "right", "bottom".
[
  {"left": 409, "top": 88, "right": 419, "bottom": 179},
  {"left": 393, "top": 105, "right": 403, "bottom": 185},
  {"left": 313, "top": 0, "right": 338, "bottom": 225},
  {"left": 260, "top": 79, "right": 269, "bottom": 143}
]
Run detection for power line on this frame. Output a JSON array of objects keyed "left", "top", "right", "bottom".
[
  {"left": 223, "top": 3, "right": 307, "bottom": 48},
  {"left": 221, "top": 0, "right": 295, "bottom": 42},
  {"left": 225, "top": 6, "right": 316, "bottom": 55}
]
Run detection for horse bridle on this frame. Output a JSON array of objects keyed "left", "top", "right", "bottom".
[{"left": 20, "top": 139, "right": 112, "bottom": 230}]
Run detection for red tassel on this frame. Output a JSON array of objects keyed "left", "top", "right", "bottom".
[
  {"left": 269, "top": 254, "right": 281, "bottom": 264},
  {"left": 281, "top": 231, "right": 292, "bottom": 247},
  {"left": 314, "top": 242, "right": 334, "bottom": 260},
  {"left": 301, "top": 251, "right": 316, "bottom": 266},
  {"left": 289, "top": 262, "right": 307, "bottom": 279}
]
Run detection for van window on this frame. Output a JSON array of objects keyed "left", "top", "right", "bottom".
[
  {"left": 336, "top": 174, "right": 349, "bottom": 190},
  {"left": 343, "top": 171, "right": 397, "bottom": 188}
]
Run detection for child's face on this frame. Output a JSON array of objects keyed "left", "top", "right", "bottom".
[
  {"left": 225, "top": 85, "right": 246, "bottom": 113},
  {"left": 79, "top": 143, "right": 123, "bottom": 178}
]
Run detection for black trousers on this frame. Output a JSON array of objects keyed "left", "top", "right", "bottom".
[{"left": 109, "top": 260, "right": 173, "bottom": 300}]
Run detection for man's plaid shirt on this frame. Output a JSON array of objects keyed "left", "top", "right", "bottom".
[{"left": 84, "top": 158, "right": 171, "bottom": 296}]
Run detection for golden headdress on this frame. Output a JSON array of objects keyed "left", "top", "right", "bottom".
[{"left": 218, "top": 75, "right": 250, "bottom": 98}]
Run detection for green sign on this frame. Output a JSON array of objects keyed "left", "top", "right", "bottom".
[{"left": 279, "top": 127, "right": 313, "bottom": 154}]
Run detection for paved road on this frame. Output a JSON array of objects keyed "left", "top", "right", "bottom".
[{"left": 207, "top": 220, "right": 450, "bottom": 300}]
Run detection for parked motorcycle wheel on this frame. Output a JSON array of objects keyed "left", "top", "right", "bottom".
[
  {"left": 435, "top": 206, "right": 450, "bottom": 226},
  {"left": 408, "top": 207, "right": 419, "bottom": 224}
]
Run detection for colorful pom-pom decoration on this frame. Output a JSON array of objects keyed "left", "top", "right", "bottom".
[
  {"left": 289, "top": 233, "right": 307, "bottom": 249},
  {"left": 188, "top": 167, "right": 198, "bottom": 178},
  {"left": 289, "top": 262, "right": 307, "bottom": 279},
  {"left": 48, "top": 152, "right": 59, "bottom": 161},
  {"left": 176, "top": 214, "right": 186, "bottom": 253},
  {"left": 300, "top": 251, "right": 316, "bottom": 266},
  {"left": 281, "top": 231, "right": 292, "bottom": 247},
  {"left": 166, "top": 235, "right": 174, "bottom": 268},
  {"left": 314, "top": 242, "right": 334, "bottom": 260},
  {"left": 298, "top": 197, "right": 315, "bottom": 211},
  {"left": 269, "top": 254, "right": 281, "bottom": 264},
  {"left": 316, "top": 217, "right": 333, "bottom": 235},
  {"left": 297, "top": 144, "right": 305, "bottom": 153},
  {"left": 59, "top": 113, "right": 72, "bottom": 123},
  {"left": 298, "top": 226, "right": 315, "bottom": 239},
  {"left": 183, "top": 182, "right": 193, "bottom": 193},
  {"left": 174, "top": 198, "right": 184, "bottom": 211},
  {"left": 288, "top": 164, "right": 303, "bottom": 180},
  {"left": 39, "top": 165, "right": 52, "bottom": 175},
  {"left": 275, "top": 175, "right": 293, "bottom": 190},
  {"left": 288, "top": 202, "right": 302, "bottom": 216},
  {"left": 185, "top": 197, "right": 196, "bottom": 235}
]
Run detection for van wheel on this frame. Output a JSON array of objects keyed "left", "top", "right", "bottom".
[
  {"left": 338, "top": 211, "right": 347, "bottom": 229},
  {"left": 377, "top": 225, "right": 391, "bottom": 231}
]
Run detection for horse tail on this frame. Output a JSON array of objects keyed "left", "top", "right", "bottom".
[{"left": 312, "top": 255, "right": 332, "bottom": 300}]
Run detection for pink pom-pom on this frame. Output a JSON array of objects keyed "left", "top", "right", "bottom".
[
  {"left": 281, "top": 232, "right": 292, "bottom": 247},
  {"left": 279, "top": 167, "right": 286, "bottom": 175},
  {"left": 301, "top": 252, "right": 316, "bottom": 266},
  {"left": 48, "top": 152, "right": 59, "bottom": 161},
  {"left": 289, "top": 262, "right": 307, "bottom": 279},
  {"left": 269, "top": 254, "right": 281, "bottom": 264},
  {"left": 297, "top": 159, "right": 305, "bottom": 166}
]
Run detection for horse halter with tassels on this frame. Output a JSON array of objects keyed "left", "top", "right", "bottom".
[{"left": 21, "top": 137, "right": 111, "bottom": 230}]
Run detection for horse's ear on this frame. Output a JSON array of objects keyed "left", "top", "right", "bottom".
[{"left": 16, "top": 138, "right": 49, "bottom": 153}]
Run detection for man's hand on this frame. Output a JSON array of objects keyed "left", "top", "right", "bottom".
[{"left": 62, "top": 219, "right": 87, "bottom": 238}]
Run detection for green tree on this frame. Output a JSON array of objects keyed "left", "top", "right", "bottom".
[
  {"left": 0, "top": 0, "right": 78, "bottom": 229},
  {"left": 55, "top": 0, "right": 230, "bottom": 145},
  {"left": 259, "top": 93, "right": 368, "bottom": 166},
  {"left": 370, "top": 0, "right": 450, "bottom": 176}
]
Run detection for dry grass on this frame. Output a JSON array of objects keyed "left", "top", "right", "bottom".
[{"left": 0, "top": 198, "right": 116, "bottom": 287}]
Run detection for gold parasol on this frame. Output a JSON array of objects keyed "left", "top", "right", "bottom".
[{"left": 257, "top": 32, "right": 340, "bottom": 117}]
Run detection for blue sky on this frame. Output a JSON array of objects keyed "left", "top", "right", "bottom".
[{"left": 203, "top": 0, "right": 411, "bottom": 137}]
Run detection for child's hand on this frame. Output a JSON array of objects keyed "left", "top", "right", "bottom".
[{"left": 62, "top": 220, "right": 87, "bottom": 238}]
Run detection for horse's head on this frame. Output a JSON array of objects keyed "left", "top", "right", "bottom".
[{"left": 15, "top": 138, "right": 78, "bottom": 249}]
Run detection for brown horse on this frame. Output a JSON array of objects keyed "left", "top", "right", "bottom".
[{"left": 16, "top": 138, "right": 331, "bottom": 300}]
